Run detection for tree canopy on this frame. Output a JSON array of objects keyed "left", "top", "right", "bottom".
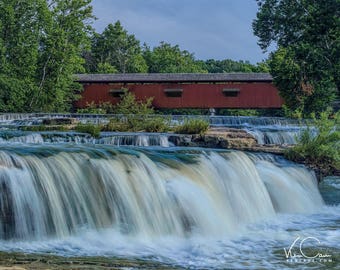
[
  {"left": 253, "top": 0, "right": 340, "bottom": 115},
  {"left": 143, "top": 42, "right": 206, "bottom": 73},
  {"left": 86, "top": 21, "right": 147, "bottom": 73},
  {"left": 0, "top": 1, "right": 270, "bottom": 113},
  {"left": 0, "top": 0, "right": 93, "bottom": 112}
]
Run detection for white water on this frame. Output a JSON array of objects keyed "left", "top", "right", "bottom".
[
  {"left": 0, "top": 132, "right": 171, "bottom": 147},
  {"left": 0, "top": 114, "right": 306, "bottom": 145},
  {"left": 246, "top": 128, "right": 301, "bottom": 145},
  {"left": 0, "top": 148, "right": 323, "bottom": 240},
  {"left": 0, "top": 146, "right": 338, "bottom": 269}
]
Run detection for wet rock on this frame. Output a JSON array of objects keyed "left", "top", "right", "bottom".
[{"left": 168, "top": 128, "right": 286, "bottom": 155}]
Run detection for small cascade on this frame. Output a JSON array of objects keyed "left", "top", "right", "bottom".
[
  {"left": 0, "top": 114, "right": 310, "bottom": 146},
  {"left": 0, "top": 131, "right": 171, "bottom": 147},
  {"left": 208, "top": 116, "right": 303, "bottom": 127},
  {"left": 246, "top": 129, "right": 301, "bottom": 145},
  {"left": 98, "top": 133, "right": 171, "bottom": 147},
  {"left": 0, "top": 147, "right": 324, "bottom": 240},
  {"left": 7, "top": 134, "right": 44, "bottom": 144}
]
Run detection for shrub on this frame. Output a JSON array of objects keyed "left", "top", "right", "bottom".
[
  {"left": 102, "top": 118, "right": 130, "bottom": 132},
  {"left": 75, "top": 123, "right": 102, "bottom": 138},
  {"left": 103, "top": 116, "right": 170, "bottom": 133},
  {"left": 142, "top": 117, "right": 170, "bottom": 133},
  {"left": 114, "top": 92, "right": 154, "bottom": 115},
  {"left": 218, "top": 109, "right": 260, "bottom": 116},
  {"left": 174, "top": 119, "right": 209, "bottom": 134},
  {"left": 284, "top": 111, "right": 340, "bottom": 175},
  {"left": 77, "top": 101, "right": 115, "bottom": 114}
]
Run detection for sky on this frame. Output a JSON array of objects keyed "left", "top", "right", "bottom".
[{"left": 91, "top": 0, "right": 269, "bottom": 64}]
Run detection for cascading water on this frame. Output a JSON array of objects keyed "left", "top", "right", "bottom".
[
  {"left": 0, "top": 114, "right": 309, "bottom": 145},
  {"left": 0, "top": 115, "right": 338, "bottom": 269},
  {"left": 0, "top": 146, "right": 324, "bottom": 241},
  {"left": 245, "top": 128, "right": 302, "bottom": 144},
  {"left": 208, "top": 116, "right": 306, "bottom": 145},
  {"left": 0, "top": 131, "right": 172, "bottom": 147}
]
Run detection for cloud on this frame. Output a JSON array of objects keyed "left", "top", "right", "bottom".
[{"left": 91, "top": 0, "right": 268, "bottom": 63}]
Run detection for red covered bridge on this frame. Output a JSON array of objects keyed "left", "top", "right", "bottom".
[{"left": 75, "top": 73, "right": 283, "bottom": 109}]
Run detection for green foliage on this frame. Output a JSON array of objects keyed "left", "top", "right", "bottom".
[
  {"left": 102, "top": 119, "right": 130, "bottom": 132},
  {"left": 218, "top": 108, "right": 284, "bottom": 117},
  {"left": 218, "top": 109, "right": 260, "bottom": 116},
  {"left": 87, "top": 21, "right": 148, "bottom": 73},
  {"left": 97, "top": 62, "right": 118, "bottom": 74},
  {"left": 0, "top": 0, "right": 94, "bottom": 112},
  {"left": 174, "top": 119, "right": 209, "bottom": 135},
  {"left": 140, "top": 117, "right": 170, "bottom": 133},
  {"left": 76, "top": 101, "right": 115, "bottom": 114},
  {"left": 157, "top": 109, "right": 209, "bottom": 115},
  {"left": 77, "top": 97, "right": 152, "bottom": 115},
  {"left": 114, "top": 92, "right": 154, "bottom": 115},
  {"left": 75, "top": 123, "right": 101, "bottom": 138},
  {"left": 103, "top": 117, "right": 170, "bottom": 133},
  {"left": 143, "top": 42, "right": 207, "bottom": 73},
  {"left": 269, "top": 47, "right": 337, "bottom": 116},
  {"left": 200, "top": 59, "right": 268, "bottom": 73},
  {"left": 285, "top": 111, "right": 340, "bottom": 174},
  {"left": 253, "top": 0, "right": 340, "bottom": 115},
  {"left": 100, "top": 92, "right": 169, "bottom": 132}
]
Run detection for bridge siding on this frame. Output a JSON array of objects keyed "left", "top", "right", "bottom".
[{"left": 76, "top": 82, "right": 283, "bottom": 109}]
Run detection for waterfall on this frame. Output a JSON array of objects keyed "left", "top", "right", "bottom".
[
  {"left": 0, "top": 114, "right": 309, "bottom": 146},
  {"left": 245, "top": 129, "right": 301, "bottom": 144},
  {"left": 0, "top": 146, "right": 323, "bottom": 240},
  {"left": 208, "top": 116, "right": 303, "bottom": 127},
  {"left": 0, "top": 132, "right": 171, "bottom": 147}
]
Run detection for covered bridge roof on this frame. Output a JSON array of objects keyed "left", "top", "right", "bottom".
[{"left": 75, "top": 73, "right": 273, "bottom": 83}]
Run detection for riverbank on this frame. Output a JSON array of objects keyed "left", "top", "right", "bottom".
[{"left": 0, "top": 252, "right": 178, "bottom": 270}]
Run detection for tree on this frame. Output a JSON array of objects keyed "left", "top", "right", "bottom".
[
  {"left": 200, "top": 59, "right": 268, "bottom": 73},
  {"left": 89, "top": 21, "right": 147, "bottom": 73},
  {"left": 143, "top": 42, "right": 207, "bottom": 73},
  {"left": 32, "top": 0, "right": 94, "bottom": 112},
  {"left": 253, "top": 0, "right": 340, "bottom": 115},
  {"left": 0, "top": 0, "right": 45, "bottom": 112},
  {"left": 0, "top": 0, "right": 94, "bottom": 112}
]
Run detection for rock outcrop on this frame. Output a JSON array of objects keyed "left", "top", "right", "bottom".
[{"left": 169, "top": 128, "right": 286, "bottom": 155}]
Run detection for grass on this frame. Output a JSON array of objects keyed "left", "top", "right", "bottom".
[
  {"left": 284, "top": 111, "right": 340, "bottom": 176},
  {"left": 102, "top": 116, "right": 170, "bottom": 133},
  {"left": 75, "top": 123, "right": 102, "bottom": 138},
  {"left": 174, "top": 119, "right": 209, "bottom": 135}
]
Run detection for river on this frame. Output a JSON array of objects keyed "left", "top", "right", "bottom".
[{"left": 0, "top": 114, "right": 338, "bottom": 269}]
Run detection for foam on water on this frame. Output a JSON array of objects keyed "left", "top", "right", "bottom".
[{"left": 0, "top": 146, "right": 337, "bottom": 269}]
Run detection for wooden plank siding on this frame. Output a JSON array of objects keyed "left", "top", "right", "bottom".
[{"left": 74, "top": 73, "right": 283, "bottom": 109}]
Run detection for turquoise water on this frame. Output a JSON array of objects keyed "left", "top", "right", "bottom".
[{"left": 0, "top": 144, "right": 338, "bottom": 269}]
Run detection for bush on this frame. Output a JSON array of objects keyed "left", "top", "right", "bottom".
[
  {"left": 218, "top": 109, "right": 260, "bottom": 116},
  {"left": 142, "top": 117, "right": 170, "bottom": 133},
  {"left": 75, "top": 123, "right": 102, "bottom": 138},
  {"left": 76, "top": 101, "right": 115, "bottom": 114},
  {"left": 174, "top": 119, "right": 209, "bottom": 134},
  {"left": 103, "top": 116, "right": 170, "bottom": 133},
  {"left": 284, "top": 111, "right": 340, "bottom": 175},
  {"left": 77, "top": 93, "right": 170, "bottom": 133},
  {"left": 114, "top": 92, "right": 154, "bottom": 115}
]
